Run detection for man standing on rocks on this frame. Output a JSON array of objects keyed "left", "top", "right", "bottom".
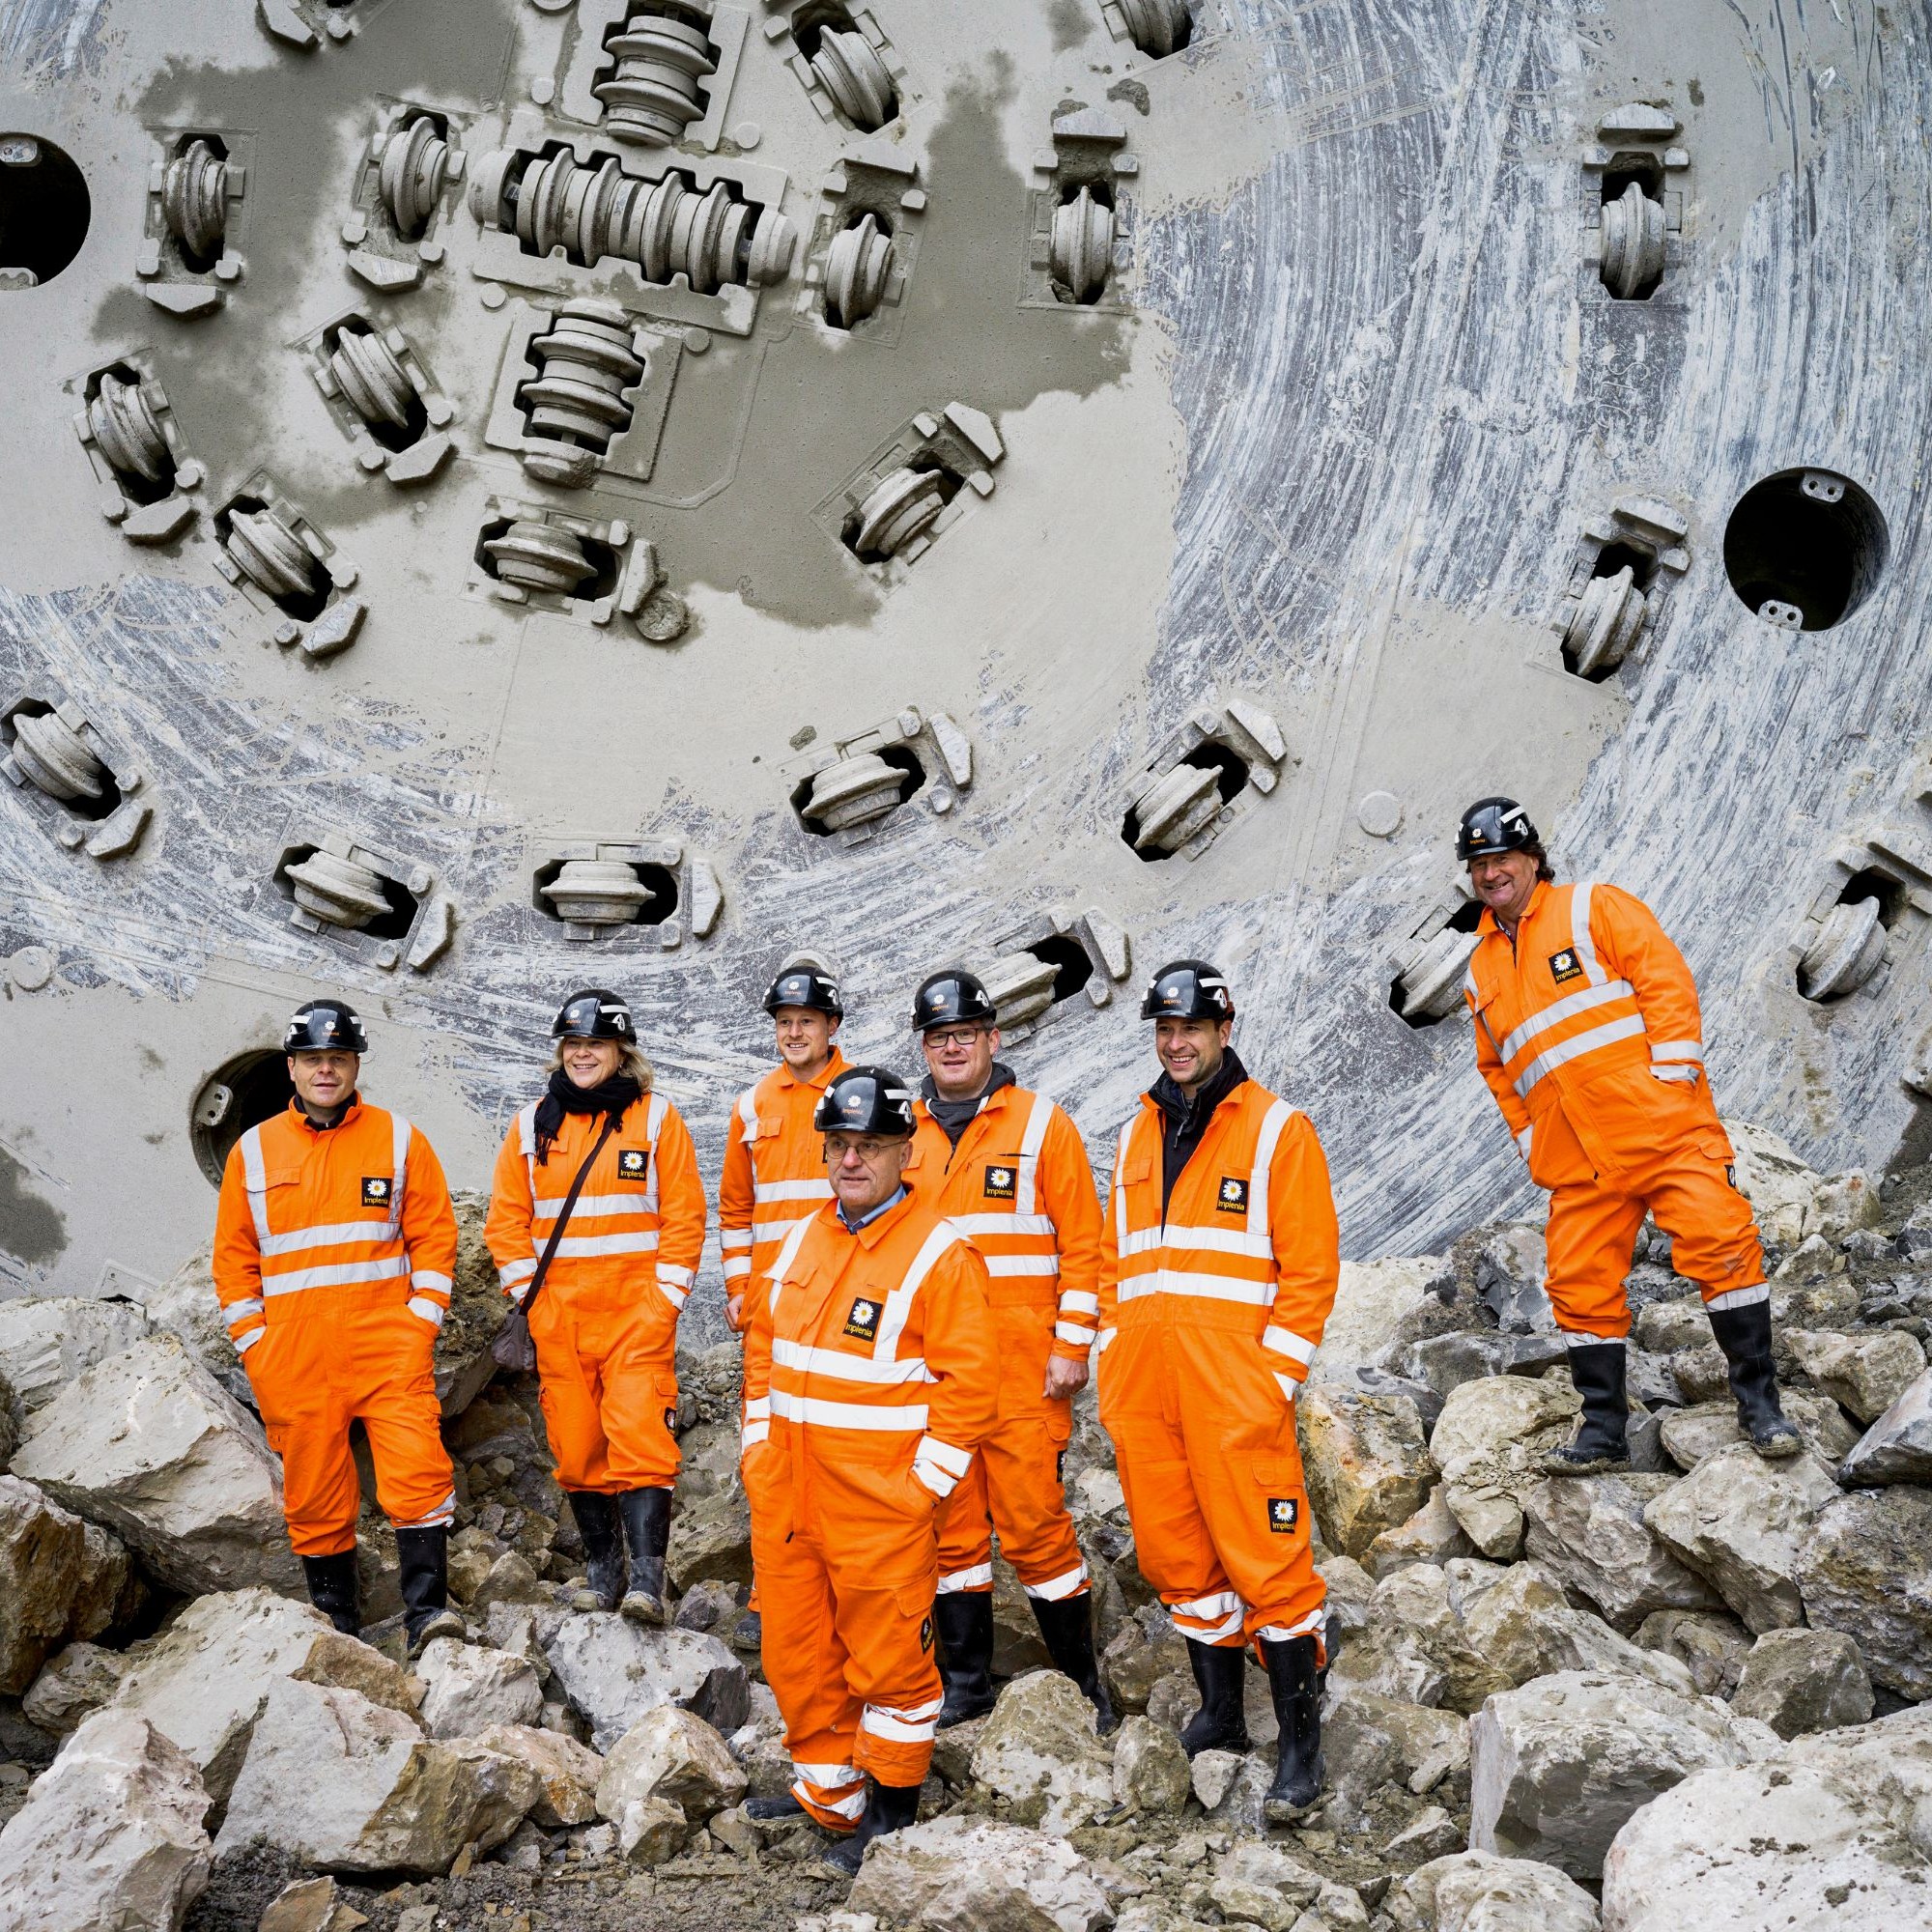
[
  {"left": 212, "top": 999, "right": 465, "bottom": 1652},
  {"left": 739, "top": 1066, "right": 997, "bottom": 1874},
  {"left": 903, "top": 969, "right": 1113, "bottom": 1733},
  {"left": 717, "top": 959, "right": 849, "bottom": 1654},
  {"left": 1096, "top": 961, "right": 1338, "bottom": 1822},
  {"left": 1457, "top": 797, "right": 1801, "bottom": 1469}
]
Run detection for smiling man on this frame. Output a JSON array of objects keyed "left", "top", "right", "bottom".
[{"left": 1459, "top": 796, "right": 1799, "bottom": 1470}]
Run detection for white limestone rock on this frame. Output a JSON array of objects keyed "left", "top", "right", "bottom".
[
  {"left": 10, "top": 1335, "right": 298, "bottom": 1595},
  {"left": 1839, "top": 1365, "right": 1932, "bottom": 1483},
  {"left": 1795, "top": 1485, "right": 1932, "bottom": 1700},
  {"left": 1520, "top": 1474, "right": 1720, "bottom": 1633},
  {"left": 1629, "top": 1608, "right": 1750, "bottom": 1699},
  {"left": 1784, "top": 1326, "right": 1926, "bottom": 1424},
  {"left": 0, "top": 1476, "right": 137, "bottom": 1695},
  {"left": 968, "top": 1669, "right": 1115, "bottom": 1833},
  {"left": 21, "top": 1641, "right": 132, "bottom": 1735},
  {"left": 0, "top": 1296, "right": 151, "bottom": 1413},
  {"left": 542, "top": 1613, "right": 749, "bottom": 1749},
  {"left": 1323, "top": 1693, "right": 1469, "bottom": 1804},
  {"left": 1366, "top": 1486, "right": 1474, "bottom": 1577},
  {"left": 1297, "top": 1387, "right": 1435, "bottom": 1560},
  {"left": 596, "top": 1703, "right": 745, "bottom": 1827},
  {"left": 469, "top": 1722, "right": 604, "bottom": 1827},
  {"left": 1728, "top": 1628, "right": 1873, "bottom": 1739},
  {"left": 1388, "top": 1848, "right": 1601, "bottom": 1932},
  {"left": 847, "top": 1815, "right": 1113, "bottom": 1932},
  {"left": 1309, "top": 1258, "right": 1446, "bottom": 1381},
  {"left": 413, "top": 1638, "right": 543, "bottom": 1740},
  {"left": 0, "top": 1710, "right": 212, "bottom": 1932},
  {"left": 1111, "top": 1713, "right": 1191, "bottom": 1814},
  {"left": 1723, "top": 1122, "right": 1880, "bottom": 1245},
  {"left": 1656, "top": 1392, "right": 1858, "bottom": 1470},
  {"left": 1429, "top": 1376, "right": 1580, "bottom": 1560}
]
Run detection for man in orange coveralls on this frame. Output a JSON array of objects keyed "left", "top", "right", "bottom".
[
  {"left": 1458, "top": 796, "right": 1800, "bottom": 1469},
  {"left": 1097, "top": 961, "right": 1339, "bottom": 1821},
  {"left": 739, "top": 1066, "right": 997, "bottom": 1875},
  {"left": 718, "top": 960, "right": 849, "bottom": 1654},
  {"left": 485, "top": 988, "right": 708, "bottom": 1625},
  {"left": 902, "top": 969, "right": 1112, "bottom": 1732},
  {"left": 213, "top": 999, "right": 464, "bottom": 1651}
]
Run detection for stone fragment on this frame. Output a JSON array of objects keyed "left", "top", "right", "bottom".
[
  {"left": 0, "top": 1477, "right": 120, "bottom": 1695},
  {"left": 1297, "top": 1388, "right": 1435, "bottom": 1559},
  {"left": 1205, "top": 1874, "right": 1299, "bottom": 1930},
  {"left": 1641, "top": 1444, "right": 1841, "bottom": 1633},
  {"left": 1309, "top": 1258, "right": 1445, "bottom": 1380},
  {"left": 542, "top": 1614, "right": 749, "bottom": 1748},
  {"left": 666, "top": 1487, "right": 753, "bottom": 1593},
  {"left": 0, "top": 1296, "right": 151, "bottom": 1412},
  {"left": 1366, "top": 1487, "right": 1473, "bottom": 1577},
  {"left": 213, "top": 1677, "right": 537, "bottom": 1874},
  {"left": 1111, "top": 1713, "right": 1190, "bottom": 1815},
  {"left": 0, "top": 1710, "right": 213, "bottom": 1932},
  {"left": 1656, "top": 1392, "right": 1857, "bottom": 1469},
  {"left": 414, "top": 1638, "right": 543, "bottom": 1739},
  {"left": 1188, "top": 1747, "right": 1241, "bottom": 1810},
  {"left": 291, "top": 1631, "right": 422, "bottom": 1718},
  {"left": 1728, "top": 1628, "right": 1872, "bottom": 1738},
  {"left": 1388, "top": 1848, "right": 1601, "bottom": 1932},
  {"left": 1469, "top": 1669, "right": 1776, "bottom": 1881},
  {"left": 1453, "top": 1562, "right": 1693, "bottom": 1698},
  {"left": 1632, "top": 1296, "right": 1708, "bottom": 1354},
  {"left": 1100, "top": 1615, "right": 1186, "bottom": 1714},
  {"left": 258, "top": 1875, "right": 369, "bottom": 1932},
  {"left": 1839, "top": 1365, "right": 1932, "bottom": 1483},
  {"left": 1323, "top": 1693, "right": 1469, "bottom": 1803},
  {"left": 596, "top": 1704, "right": 745, "bottom": 1827},
  {"left": 847, "top": 1815, "right": 1113, "bottom": 1932},
  {"left": 613, "top": 1793, "right": 687, "bottom": 1863},
  {"left": 1723, "top": 1120, "right": 1881, "bottom": 1245},
  {"left": 991, "top": 1553, "right": 1054, "bottom": 1676},
  {"left": 11, "top": 1337, "right": 299, "bottom": 1595},
  {"left": 1630, "top": 1608, "right": 1750, "bottom": 1698},
  {"left": 1520, "top": 1475, "right": 1719, "bottom": 1633},
  {"left": 1473, "top": 1225, "right": 1553, "bottom": 1334},
  {"left": 1429, "top": 1376, "right": 1579, "bottom": 1559},
  {"left": 469, "top": 1722, "right": 603, "bottom": 1827},
  {"left": 1382, "top": 1804, "right": 1465, "bottom": 1866},
  {"left": 1785, "top": 1325, "right": 1925, "bottom": 1423},
  {"left": 21, "top": 1641, "right": 132, "bottom": 1735},
  {"left": 1795, "top": 1485, "right": 1932, "bottom": 1699},
  {"left": 968, "top": 1670, "right": 1114, "bottom": 1833}
]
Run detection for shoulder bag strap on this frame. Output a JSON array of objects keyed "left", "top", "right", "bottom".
[{"left": 519, "top": 1114, "right": 618, "bottom": 1322}]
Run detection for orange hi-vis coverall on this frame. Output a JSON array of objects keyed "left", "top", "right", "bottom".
[
  {"left": 484, "top": 1091, "right": 707, "bottom": 1494},
  {"left": 905, "top": 1084, "right": 1102, "bottom": 1605},
  {"left": 1463, "top": 877, "right": 1765, "bottom": 1339},
  {"left": 213, "top": 1098, "right": 457, "bottom": 1558},
  {"left": 1096, "top": 1077, "right": 1339, "bottom": 1654},
  {"left": 718, "top": 1048, "right": 848, "bottom": 1330},
  {"left": 741, "top": 1191, "right": 996, "bottom": 1828}
]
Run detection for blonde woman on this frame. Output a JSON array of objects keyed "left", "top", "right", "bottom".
[{"left": 485, "top": 988, "right": 706, "bottom": 1620}]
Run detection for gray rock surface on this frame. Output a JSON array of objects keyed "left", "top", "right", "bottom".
[
  {"left": 468, "top": 1723, "right": 603, "bottom": 1828},
  {"left": 1111, "top": 1713, "right": 1190, "bottom": 1815},
  {"left": 1656, "top": 1391, "right": 1859, "bottom": 1469},
  {"left": 1389, "top": 1848, "right": 1602, "bottom": 1932},
  {"left": 1728, "top": 1628, "right": 1873, "bottom": 1738},
  {"left": 847, "top": 1815, "right": 1112, "bottom": 1932},
  {"left": 1366, "top": 1486, "right": 1474, "bottom": 1577},
  {"left": 1838, "top": 1365, "right": 1932, "bottom": 1483},
  {"left": 1795, "top": 1486, "right": 1932, "bottom": 1700},
  {"left": 413, "top": 1638, "right": 543, "bottom": 1740},
  {"left": 1784, "top": 1325, "right": 1926, "bottom": 1423},
  {"left": 1630, "top": 1609, "right": 1751, "bottom": 1699},
  {"left": 1429, "top": 1377, "right": 1579, "bottom": 1560},
  {"left": 542, "top": 1615, "right": 749, "bottom": 1749},
  {"left": 1520, "top": 1475, "right": 1720, "bottom": 1633},
  {"left": 595, "top": 1704, "right": 744, "bottom": 1826},
  {"left": 968, "top": 1669, "right": 1115, "bottom": 1833},
  {"left": 1297, "top": 1387, "right": 1435, "bottom": 1559},
  {"left": 21, "top": 1642, "right": 132, "bottom": 1736},
  {"left": 0, "top": 1297, "right": 152, "bottom": 1413},
  {"left": 0, "top": 1477, "right": 137, "bottom": 1695},
  {"left": 1324, "top": 1694, "right": 1469, "bottom": 1804}
]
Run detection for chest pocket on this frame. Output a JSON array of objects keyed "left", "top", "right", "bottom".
[
  {"left": 1468, "top": 985, "right": 1506, "bottom": 1057},
  {"left": 980, "top": 1153, "right": 1022, "bottom": 1202},
  {"left": 614, "top": 1146, "right": 653, "bottom": 1186},
  {"left": 1120, "top": 1151, "right": 1153, "bottom": 1187}
]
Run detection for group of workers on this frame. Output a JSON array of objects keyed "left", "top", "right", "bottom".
[{"left": 210, "top": 796, "right": 1799, "bottom": 1874}]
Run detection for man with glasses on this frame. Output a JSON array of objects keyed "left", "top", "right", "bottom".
[
  {"left": 1459, "top": 796, "right": 1799, "bottom": 1469},
  {"left": 903, "top": 969, "right": 1111, "bottom": 1732},
  {"left": 738, "top": 1066, "right": 996, "bottom": 1873}
]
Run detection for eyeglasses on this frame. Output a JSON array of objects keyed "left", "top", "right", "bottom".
[
  {"left": 827, "top": 1137, "right": 901, "bottom": 1161},
  {"left": 923, "top": 1028, "right": 988, "bottom": 1048}
]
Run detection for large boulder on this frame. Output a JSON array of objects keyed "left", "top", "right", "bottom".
[
  {"left": 469, "top": 1723, "right": 604, "bottom": 1828},
  {"left": 1656, "top": 1393, "right": 1858, "bottom": 1470},
  {"left": 0, "top": 1477, "right": 138, "bottom": 1695},
  {"left": 1630, "top": 1608, "right": 1750, "bottom": 1699},
  {"left": 847, "top": 1816, "right": 1112, "bottom": 1932},
  {"left": 542, "top": 1614, "right": 749, "bottom": 1749},
  {"left": 1473, "top": 1225, "right": 1553, "bottom": 1334},
  {"left": 665, "top": 1487, "right": 753, "bottom": 1593},
  {"left": 1795, "top": 1486, "right": 1932, "bottom": 1700},
  {"left": 1784, "top": 1326, "right": 1926, "bottom": 1424},
  {"left": 1310, "top": 1259, "right": 1446, "bottom": 1380},
  {"left": 1839, "top": 1366, "right": 1932, "bottom": 1484},
  {"left": 1388, "top": 1849, "right": 1601, "bottom": 1932},
  {"left": 1641, "top": 1444, "right": 1840, "bottom": 1633},
  {"left": 1468, "top": 1669, "right": 1776, "bottom": 1882},
  {"left": 0, "top": 1297, "right": 151, "bottom": 1414},
  {"left": 1323, "top": 1694, "right": 1469, "bottom": 1804},
  {"left": 213, "top": 1677, "right": 538, "bottom": 1874},
  {"left": 413, "top": 1639, "right": 543, "bottom": 1740},
  {"left": 596, "top": 1705, "right": 744, "bottom": 1829},
  {"left": 10, "top": 1336, "right": 298, "bottom": 1595},
  {"left": 1728, "top": 1629, "right": 1873, "bottom": 1739},
  {"left": 968, "top": 1670, "right": 1115, "bottom": 1833},
  {"left": 1366, "top": 1487, "right": 1473, "bottom": 1577},
  {"left": 0, "top": 1711, "right": 213, "bottom": 1932},
  {"left": 1429, "top": 1377, "right": 1579, "bottom": 1560},
  {"left": 1520, "top": 1475, "right": 1719, "bottom": 1633},
  {"left": 1600, "top": 1703, "right": 1932, "bottom": 1931},
  {"left": 1326, "top": 1563, "right": 1508, "bottom": 1715},
  {"left": 1297, "top": 1388, "right": 1435, "bottom": 1559},
  {"left": 1111, "top": 1714, "right": 1190, "bottom": 1815},
  {"left": 1723, "top": 1122, "right": 1881, "bottom": 1245},
  {"left": 1454, "top": 1563, "right": 1693, "bottom": 1699}
]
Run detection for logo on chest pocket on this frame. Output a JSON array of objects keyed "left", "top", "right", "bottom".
[
  {"left": 361, "top": 1177, "right": 392, "bottom": 1208},
  {"left": 983, "top": 1163, "right": 1016, "bottom": 1201},
  {"left": 1267, "top": 1496, "right": 1299, "bottom": 1534},
  {"left": 843, "top": 1296, "right": 881, "bottom": 1342},
  {"left": 616, "top": 1149, "right": 649, "bottom": 1181},
  {"left": 1548, "top": 948, "right": 1584, "bottom": 985},
  {"left": 1216, "top": 1177, "right": 1248, "bottom": 1213}
]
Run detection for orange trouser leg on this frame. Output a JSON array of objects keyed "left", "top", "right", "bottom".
[
  {"left": 350, "top": 1301, "right": 454, "bottom": 1530},
  {"left": 1544, "top": 1183, "right": 1649, "bottom": 1338},
  {"left": 935, "top": 1453, "right": 995, "bottom": 1594},
  {"left": 1635, "top": 1138, "right": 1766, "bottom": 1300},
  {"left": 532, "top": 1286, "right": 680, "bottom": 1494},
  {"left": 827, "top": 1534, "right": 944, "bottom": 1790}
]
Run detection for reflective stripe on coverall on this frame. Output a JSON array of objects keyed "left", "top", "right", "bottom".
[
  {"left": 905, "top": 1085, "right": 1101, "bottom": 1602},
  {"left": 741, "top": 1194, "right": 996, "bottom": 1829},
  {"left": 1095, "top": 1082, "right": 1339, "bottom": 1655},
  {"left": 484, "top": 1091, "right": 707, "bottom": 1493},
  {"left": 212, "top": 1098, "right": 457, "bottom": 1556},
  {"left": 1463, "top": 878, "right": 1765, "bottom": 1339}
]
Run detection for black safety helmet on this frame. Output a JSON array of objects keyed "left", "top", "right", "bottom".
[
  {"left": 911, "top": 969, "right": 997, "bottom": 1034},
  {"left": 552, "top": 987, "right": 638, "bottom": 1042},
  {"left": 284, "top": 999, "right": 368, "bottom": 1055},
  {"left": 1140, "top": 959, "right": 1235, "bottom": 1022},
  {"left": 763, "top": 964, "right": 843, "bottom": 1019},
  {"left": 814, "top": 1065, "right": 916, "bottom": 1138},
  {"left": 1456, "top": 797, "right": 1540, "bottom": 863}
]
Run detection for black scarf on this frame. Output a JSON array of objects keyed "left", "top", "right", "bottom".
[
  {"left": 534, "top": 1067, "right": 641, "bottom": 1166},
  {"left": 1151, "top": 1047, "right": 1249, "bottom": 1217}
]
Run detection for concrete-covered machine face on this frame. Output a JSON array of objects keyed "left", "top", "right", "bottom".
[{"left": 0, "top": 0, "right": 1924, "bottom": 1314}]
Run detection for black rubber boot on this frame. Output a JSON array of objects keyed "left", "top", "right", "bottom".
[
  {"left": 616, "top": 1487, "right": 671, "bottom": 1625},
  {"left": 566, "top": 1491, "right": 627, "bottom": 1612},
  {"left": 1030, "top": 1591, "right": 1118, "bottom": 1734},
  {"left": 1541, "top": 1340, "right": 1634, "bottom": 1475},
  {"left": 1708, "top": 1299, "right": 1803, "bottom": 1458},
  {"left": 820, "top": 1778, "right": 922, "bottom": 1877},
  {"left": 1179, "top": 1636, "right": 1251, "bottom": 1758},
  {"left": 1259, "top": 1634, "right": 1324, "bottom": 1821},
  {"left": 394, "top": 1526, "right": 463, "bottom": 1653},
  {"left": 743, "top": 1791, "right": 807, "bottom": 1820},
  {"left": 932, "top": 1591, "right": 998, "bottom": 1728},
  {"left": 300, "top": 1549, "right": 361, "bottom": 1635}
]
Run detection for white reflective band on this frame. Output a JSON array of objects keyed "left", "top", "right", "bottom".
[
  {"left": 1170, "top": 1604, "right": 1245, "bottom": 1640},
  {"left": 917, "top": 1435, "right": 973, "bottom": 1477},
  {"left": 1117, "top": 1270, "right": 1274, "bottom": 1306},
  {"left": 498, "top": 1258, "right": 537, "bottom": 1286},
  {"left": 948, "top": 1212, "right": 1056, "bottom": 1238},
  {"left": 1094, "top": 1326, "right": 1116, "bottom": 1354},
  {"left": 1651, "top": 1065, "right": 1701, "bottom": 1083},
  {"left": 1023, "top": 1562, "right": 1090, "bottom": 1602},
  {"left": 723, "top": 1258, "right": 752, "bottom": 1281},
  {"left": 408, "top": 1297, "right": 446, "bottom": 1327},
  {"left": 1248, "top": 1099, "right": 1293, "bottom": 1239},
  {"left": 751, "top": 1214, "right": 813, "bottom": 1241},
  {"left": 871, "top": 1222, "right": 967, "bottom": 1362},
  {"left": 1262, "top": 1325, "right": 1318, "bottom": 1365},
  {"left": 508, "top": 1280, "right": 530, "bottom": 1306},
  {"left": 769, "top": 1390, "right": 926, "bottom": 1431},
  {"left": 658, "top": 1279, "right": 690, "bottom": 1311},
  {"left": 1707, "top": 1284, "right": 1770, "bottom": 1311},
  {"left": 1120, "top": 1224, "right": 1272, "bottom": 1260},
  {"left": 534, "top": 1192, "right": 660, "bottom": 1217},
  {"left": 753, "top": 1179, "right": 834, "bottom": 1203},
  {"left": 1060, "top": 1290, "right": 1099, "bottom": 1315},
  {"left": 659, "top": 1264, "right": 694, "bottom": 1289},
  {"left": 239, "top": 1125, "right": 271, "bottom": 1244},
  {"left": 1016, "top": 1092, "right": 1055, "bottom": 1215},
  {"left": 1513, "top": 1013, "right": 1649, "bottom": 1097},
  {"left": 392, "top": 1489, "right": 456, "bottom": 1530},
  {"left": 743, "top": 1397, "right": 772, "bottom": 1421},
  {"left": 1055, "top": 1321, "right": 1096, "bottom": 1346},
  {"left": 411, "top": 1270, "right": 451, "bottom": 1293},
  {"left": 1258, "top": 1607, "right": 1326, "bottom": 1642},
  {"left": 226, "top": 1296, "right": 265, "bottom": 1322},
  {"left": 772, "top": 1338, "right": 932, "bottom": 1384},
  {"left": 1571, "top": 882, "right": 1606, "bottom": 985},
  {"left": 795, "top": 1779, "right": 867, "bottom": 1820},
  {"left": 260, "top": 1219, "right": 401, "bottom": 1257},
  {"left": 984, "top": 1255, "right": 1060, "bottom": 1277},
  {"left": 1650, "top": 1039, "right": 1703, "bottom": 1063},
  {"left": 1497, "top": 979, "right": 1636, "bottom": 1065},
  {"left": 719, "top": 1227, "right": 754, "bottom": 1250},
  {"left": 1516, "top": 1125, "right": 1533, "bottom": 1160},
  {"left": 936, "top": 1564, "right": 994, "bottom": 1594},
  {"left": 234, "top": 1325, "right": 265, "bottom": 1355},
  {"left": 263, "top": 1255, "right": 411, "bottom": 1295},
  {"left": 741, "top": 1420, "right": 769, "bottom": 1448},
  {"left": 386, "top": 1115, "right": 412, "bottom": 1236},
  {"left": 1562, "top": 1330, "right": 1625, "bottom": 1349},
  {"left": 913, "top": 1461, "right": 957, "bottom": 1499},
  {"left": 546, "top": 1231, "right": 662, "bottom": 1259},
  {"left": 1274, "top": 1373, "right": 1299, "bottom": 1403},
  {"left": 1171, "top": 1589, "right": 1241, "bottom": 1619},
  {"left": 861, "top": 1696, "right": 943, "bottom": 1743},
  {"left": 793, "top": 1761, "right": 861, "bottom": 1786}
]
